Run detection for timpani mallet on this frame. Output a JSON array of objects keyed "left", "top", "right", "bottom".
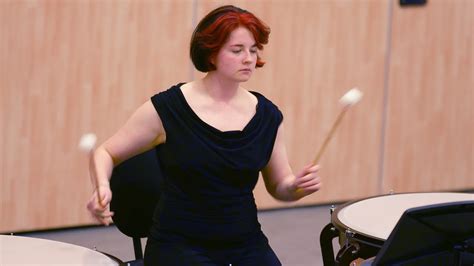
[
  {"left": 313, "top": 88, "right": 363, "bottom": 164},
  {"left": 78, "top": 133, "right": 102, "bottom": 205}
]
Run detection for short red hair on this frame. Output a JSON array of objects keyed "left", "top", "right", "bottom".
[{"left": 190, "top": 5, "right": 271, "bottom": 73}]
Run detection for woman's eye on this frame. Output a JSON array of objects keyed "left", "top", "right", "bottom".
[
  {"left": 250, "top": 49, "right": 258, "bottom": 54},
  {"left": 232, "top": 50, "right": 241, "bottom": 54}
]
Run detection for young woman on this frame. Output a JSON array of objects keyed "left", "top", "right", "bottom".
[{"left": 87, "top": 5, "right": 321, "bottom": 265}]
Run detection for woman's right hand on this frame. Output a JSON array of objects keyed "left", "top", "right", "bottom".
[{"left": 86, "top": 185, "right": 114, "bottom": 226}]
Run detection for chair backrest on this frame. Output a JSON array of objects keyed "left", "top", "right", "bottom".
[{"left": 110, "top": 149, "right": 162, "bottom": 239}]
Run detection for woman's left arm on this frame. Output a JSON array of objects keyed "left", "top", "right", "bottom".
[{"left": 261, "top": 123, "right": 322, "bottom": 201}]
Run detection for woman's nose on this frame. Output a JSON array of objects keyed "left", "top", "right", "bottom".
[{"left": 243, "top": 51, "right": 253, "bottom": 64}]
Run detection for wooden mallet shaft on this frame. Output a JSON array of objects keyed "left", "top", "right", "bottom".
[
  {"left": 313, "top": 107, "right": 349, "bottom": 164},
  {"left": 313, "top": 88, "right": 363, "bottom": 164}
]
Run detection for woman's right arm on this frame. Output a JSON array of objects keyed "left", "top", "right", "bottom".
[{"left": 86, "top": 100, "right": 165, "bottom": 225}]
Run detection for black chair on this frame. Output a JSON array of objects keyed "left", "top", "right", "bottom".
[{"left": 109, "top": 149, "right": 162, "bottom": 266}]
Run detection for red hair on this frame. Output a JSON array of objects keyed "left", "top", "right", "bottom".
[{"left": 190, "top": 5, "right": 271, "bottom": 72}]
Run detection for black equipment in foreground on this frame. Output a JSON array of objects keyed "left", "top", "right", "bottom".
[{"left": 372, "top": 200, "right": 474, "bottom": 266}]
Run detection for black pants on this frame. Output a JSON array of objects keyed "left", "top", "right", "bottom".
[{"left": 144, "top": 230, "right": 282, "bottom": 266}]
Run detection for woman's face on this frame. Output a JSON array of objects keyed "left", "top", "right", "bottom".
[{"left": 212, "top": 26, "right": 258, "bottom": 82}]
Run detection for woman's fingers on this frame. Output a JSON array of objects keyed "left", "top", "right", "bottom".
[
  {"left": 96, "top": 186, "right": 112, "bottom": 207},
  {"left": 294, "top": 163, "right": 322, "bottom": 196},
  {"left": 295, "top": 165, "right": 320, "bottom": 185},
  {"left": 302, "top": 181, "right": 322, "bottom": 192},
  {"left": 93, "top": 212, "right": 114, "bottom": 226},
  {"left": 99, "top": 193, "right": 111, "bottom": 208},
  {"left": 96, "top": 210, "right": 114, "bottom": 220},
  {"left": 86, "top": 192, "right": 114, "bottom": 225},
  {"left": 296, "top": 164, "right": 319, "bottom": 178},
  {"left": 101, "top": 217, "right": 113, "bottom": 226},
  {"left": 92, "top": 208, "right": 114, "bottom": 225},
  {"left": 298, "top": 177, "right": 322, "bottom": 189}
]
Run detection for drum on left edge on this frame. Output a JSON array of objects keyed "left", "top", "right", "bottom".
[{"left": 0, "top": 235, "right": 123, "bottom": 265}]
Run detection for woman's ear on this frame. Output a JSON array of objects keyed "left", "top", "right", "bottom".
[{"left": 209, "top": 55, "right": 216, "bottom": 67}]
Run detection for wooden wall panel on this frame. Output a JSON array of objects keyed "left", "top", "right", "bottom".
[
  {"left": 196, "top": 0, "right": 389, "bottom": 209},
  {"left": 1, "top": 0, "right": 193, "bottom": 232},
  {"left": 383, "top": 0, "right": 473, "bottom": 192}
]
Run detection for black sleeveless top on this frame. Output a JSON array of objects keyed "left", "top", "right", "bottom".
[{"left": 149, "top": 83, "right": 283, "bottom": 243}]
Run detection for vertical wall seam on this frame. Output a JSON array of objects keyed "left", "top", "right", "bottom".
[
  {"left": 378, "top": 0, "right": 394, "bottom": 194},
  {"left": 188, "top": 0, "right": 198, "bottom": 82}
]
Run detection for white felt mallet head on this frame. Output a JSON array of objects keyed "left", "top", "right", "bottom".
[
  {"left": 78, "top": 133, "right": 97, "bottom": 152},
  {"left": 339, "top": 87, "right": 363, "bottom": 108},
  {"left": 312, "top": 87, "right": 363, "bottom": 164}
]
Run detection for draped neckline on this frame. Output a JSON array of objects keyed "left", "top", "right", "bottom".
[{"left": 174, "top": 84, "right": 262, "bottom": 137}]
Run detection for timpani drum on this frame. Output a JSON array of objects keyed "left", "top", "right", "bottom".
[
  {"left": 321, "top": 192, "right": 474, "bottom": 265},
  {"left": 0, "top": 235, "right": 122, "bottom": 265}
]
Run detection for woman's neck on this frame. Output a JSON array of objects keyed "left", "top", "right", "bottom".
[{"left": 201, "top": 73, "right": 241, "bottom": 102}]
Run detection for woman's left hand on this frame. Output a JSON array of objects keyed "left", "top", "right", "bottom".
[{"left": 292, "top": 164, "right": 322, "bottom": 198}]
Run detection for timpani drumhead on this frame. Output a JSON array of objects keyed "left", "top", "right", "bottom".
[
  {"left": 0, "top": 235, "right": 120, "bottom": 265},
  {"left": 334, "top": 192, "right": 474, "bottom": 241}
]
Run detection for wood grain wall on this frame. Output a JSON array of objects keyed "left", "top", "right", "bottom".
[
  {"left": 382, "top": 0, "right": 474, "bottom": 192},
  {"left": 1, "top": 0, "right": 472, "bottom": 232},
  {"left": 1, "top": 0, "right": 194, "bottom": 232}
]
